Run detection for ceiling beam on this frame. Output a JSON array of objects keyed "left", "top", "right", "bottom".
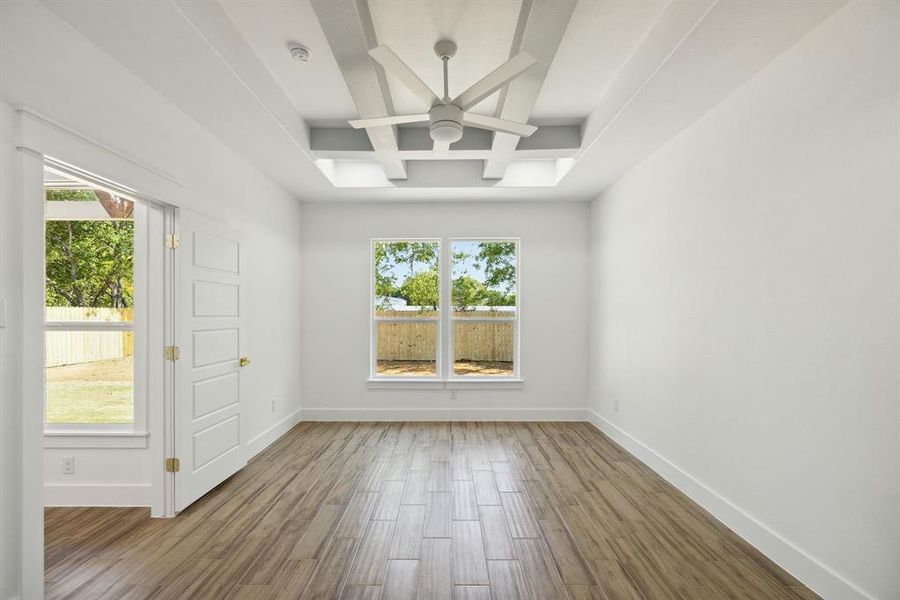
[
  {"left": 310, "top": 0, "right": 406, "bottom": 180},
  {"left": 310, "top": 125, "right": 580, "bottom": 161},
  {"left": 482, "top": 0, "right": 577, "bottom": 180}
]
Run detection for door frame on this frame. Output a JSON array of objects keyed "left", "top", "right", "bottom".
[{"left": 15, "top": 107, "right": 185, "bottom": 597}]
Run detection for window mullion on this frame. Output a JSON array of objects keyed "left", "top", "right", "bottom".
[{"left": 439, "top": 237, "right": 451, "bottom": 380}]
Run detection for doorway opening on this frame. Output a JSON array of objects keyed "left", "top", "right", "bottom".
[{"left": 40, "top": 162, "right": 172, "bottom": 516}]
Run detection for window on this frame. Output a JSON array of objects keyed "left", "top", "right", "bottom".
[
  {"left": 372, "top": 240, "right": 440, "bottom": 377},
  {"left": 451, "top": 240, "right": 517, "bottom": 377},
  {"left": 44, "top": 183, "right": 137, "bottom": 427},
  {"left": 371, "top": 238, "right": 519, "bottom": 381}
]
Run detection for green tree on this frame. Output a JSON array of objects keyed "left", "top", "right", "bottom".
[
  {"left": 385, "top": 241, "right": 438, "bottom": 273},
  {"left": 399, "top": 271, "right": 439, "bottom": 311},
  {"left": 373, "top": 242, "right": 397, "bottom": 308},
  {"left": 476, "top": 241, "right": 517, "bottom": 298},
  {"left": 45, "top": 220, "right": 134, "bottom": 308},
  {"left": 452, "top": 275, "right": 485, "bottom": 311}
]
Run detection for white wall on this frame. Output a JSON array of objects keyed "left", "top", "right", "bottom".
[
  {"left": 300, "top": 201, "right": 589, "bottom": 419},
  {"left": 0, "top": 2, "right": 303, "bottom": 597},
  {"left": 588, "top": 3, "right": 900, "bottom": 599}
]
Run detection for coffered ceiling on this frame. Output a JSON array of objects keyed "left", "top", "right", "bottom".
[{"left": 40, "top": 0, "right": 846, "bottom": 200}]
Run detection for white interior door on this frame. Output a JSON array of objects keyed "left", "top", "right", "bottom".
[{"left": 175, "top": 209, "right": 247, "bottom": 511}]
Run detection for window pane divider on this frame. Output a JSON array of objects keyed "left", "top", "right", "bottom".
[
  {"left": 449, "top": 316, "right": 517, "bottom": 322},
  {"left": 44, "top": 321, "right": 134, "bottom": 331},
  {"left": 373, "top": 317, "right": 439, "bottom": 323}
]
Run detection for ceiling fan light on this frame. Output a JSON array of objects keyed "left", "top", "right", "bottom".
[{"left": 430, "top": 120, "right": 463, "bottom": 144}]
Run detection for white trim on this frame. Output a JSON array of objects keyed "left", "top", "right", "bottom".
[
  {"left": 370, "top": 237, "right": 521, "bottom": 383},
  {"left": 366, "top": 378, "right": 525, "bottom": 391},
  {"left": 43, "top": 431, "right": 149, "bottom": 449},
  {"left": 44, "top": 483, "right": 152, "bottom": 508},
  {"left": 20, "top": 148, "right": 46, "bottom": 599},
  {"left": 585, "top": 410, "right": 878, "bottom": 600},
  {"left": 300, "top": 408, "right": 585, "bottom": 422},
  {"left": 247, "top": 408, "right": 303, "bottom": 458}
]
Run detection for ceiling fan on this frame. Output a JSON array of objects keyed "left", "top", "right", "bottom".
[{"left": 348, "top": 40, "right": 538, "bottom": 157}]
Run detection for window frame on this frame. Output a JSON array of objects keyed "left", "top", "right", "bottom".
[
  {"left": 369, "top": 236, "right": 521, "bottom": 384},
  {"left": 370, "top": 238, "right": 443, "bottom": 381},
  {"left": 43, "top": 188, "right": 147, "bottom": 434},
  {"left": 447, "top": 237, "right": 520, "bottom": 382}
]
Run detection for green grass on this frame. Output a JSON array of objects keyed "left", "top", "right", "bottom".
[{"left": 45, "top": 357, "right": 133, "bottom": 424}]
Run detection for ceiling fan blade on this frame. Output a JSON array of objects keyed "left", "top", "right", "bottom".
[
  {"left": 462, "top": 113, "right": 537, "bottom": 138},
  {"left": 452, "top": 52, "right": 536, "bottom": 110},
  {"left": 348, "top": 113, "right": 430, "bottom": 129},
  {"left": 433, "top": 139, "right": 450, "bottom": 158},
  {"left": 369, "top": 46, "right": 440, "bottom": 108}
]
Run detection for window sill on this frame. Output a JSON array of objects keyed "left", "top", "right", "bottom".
[
  {"left": 43, "top": 430, "right": 150, "bottom": 449},
  {"left": 367, "top": 379, "right": 524, "bottom": 391}
]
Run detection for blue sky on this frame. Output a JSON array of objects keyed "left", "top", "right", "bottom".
[{"left": 380, "top": 241, "right": 505, "bottom": 288}]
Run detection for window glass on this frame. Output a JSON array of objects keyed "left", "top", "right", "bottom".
[
  {"left": 45, "top": 202, "right": 134, "bottom": 322},
  {"left": 376, "top": 321, "right": 438, "bottom": 377},
  {"left": 453, "top": 321, "right": 514, "bottom": 376},
  {"left": 451, "top": 240, "right": 517, "bottom": 317},
  {"left": 45, "top": 330, "right": 134, "bottom": 424},
  {"left": 44, "top": 186, "right": 136, "bottom": 424},
  {"left": 373, "top": 240, "right": 440, "bottom": 318}
]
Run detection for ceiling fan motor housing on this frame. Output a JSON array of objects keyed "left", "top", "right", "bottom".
[{"left": 429, "top": 103, "right": 463, "bottom": 144}]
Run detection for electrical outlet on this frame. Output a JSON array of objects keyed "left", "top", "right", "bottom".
[
  {"left": 270, "top": 399, "right": 277, "bottom": 413},
  {"left": 62, "top": 456, "right": 75, "bottom": 475},
  {"left": 449, "top": 389, "right": 458, "bottom": 400}
]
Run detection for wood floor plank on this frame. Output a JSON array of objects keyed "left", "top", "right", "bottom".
[
  {"left": 451, "top": 520, "right": 490, "bottom": 585},
  {"left": 382, "top": 559, "right": 418, "bottom": 600},
  {"left": 453, "top": 585, "right": 491, "bottom": 599},
  {"left": 514, "top": 538, "right": 569, "bottom": 600},
  {"left": 390, "top": 505, "right": 426, "bottom": 559},
  {"left": 45, "top": 422, "right": 821, "bottom": 600},
  {"left": 291, "top": 504, "right": 346, "bottom": 559},
  {"left": 500, "top": 492, "right": 541, "bottom": 538},
  {"left": 402, "top": 470, "right": 428, "bottom": 505},
  {"left": 472, "top": 470, "right": 502, "bottom": 506},
  {"left": 418, "top": 538, "right": 452, "bottom": 600},
  {"left": 346, "top": 520, "right": 396, "bottom": 585},
  {"left": 373, "top": 480, "right": 405, "bottom": 520},
  {"left": 424, "top": 491, "right": 452, "bottom": 538},
  {"left": 452, "top": 481, "right": 479, "bottom": 520},
  {"left": 301, "top": 536, "right": 360, "bottom": 599},
  {"left": 478, "top": 505, "right": 517, "bottom": 560},
  {"left": 487, "top": 560, "right": 532, "bottom": 600}
]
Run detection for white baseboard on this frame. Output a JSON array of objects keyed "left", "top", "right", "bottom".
[
  {"left": 44, "top": 483, "right": 152, "bottom": 507},
  {"left": 247, "top": 408, "right": 303, "bottom": 458},
  {"left": 299, "top": 408, "right": 588, "bottom": 422},
  {"left": 585, "top": 410, "right": 876, "bottom": 600}
]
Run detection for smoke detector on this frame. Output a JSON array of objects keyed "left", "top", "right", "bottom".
[{"left": 288, "top": 43, "right": 310, "bottom": 63}]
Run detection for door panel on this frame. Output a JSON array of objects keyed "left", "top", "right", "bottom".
[{"left": 175, "top": 209, "right": 246, "bottom": 511}]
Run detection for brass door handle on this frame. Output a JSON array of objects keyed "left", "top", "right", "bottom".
[{"left": 239, "top": 357, "right": 250, "bottom": 367}]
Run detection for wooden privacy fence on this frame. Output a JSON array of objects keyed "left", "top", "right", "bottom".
[
  {"left": 376, "top": 317, "right": 514, "bottom": 362},
  {"left": 45, "top": 307, "right": 134, "bottom": 367}
]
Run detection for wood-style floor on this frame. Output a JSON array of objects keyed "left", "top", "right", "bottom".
[{"left": 45, "top": 422, "right": 820, "bottom": 599}]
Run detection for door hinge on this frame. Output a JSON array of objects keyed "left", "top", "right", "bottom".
[
  {"left": 165, "top": 233, "right": 180, "bottom": 249},
  {"left": 164, "top": 345, "right": 180, "bottom": 361},
  {"left": 165, "top": 457, "right": 180, "bottom": 473}
]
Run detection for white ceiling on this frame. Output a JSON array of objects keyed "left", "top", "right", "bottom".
[
  {"left": 226, "top": 0, "right": 667, "bottom": 126},
  {"left": 531, "top": 0, "right": 668, "bottom": 125},
  {"left": 35, "top": 0, "right": 848, "bottom": 201},
  {"left": 220, "top": 0, "right": 357, "bottom": 128}
]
